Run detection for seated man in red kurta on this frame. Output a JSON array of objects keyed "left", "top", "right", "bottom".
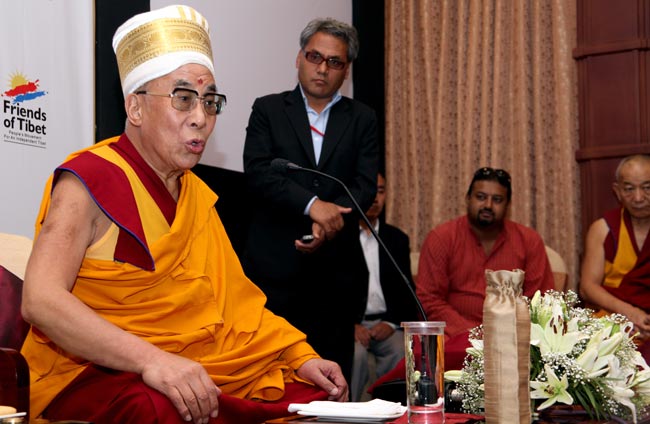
[
  {"left": 580, "top": 154, "right": 650, "bottom": 361},
  {"left": 20, "top": 5, "right": 347, "bottom": 424},
  {"left": 417, "top": 167, "right": 554, "bottom": 364}
]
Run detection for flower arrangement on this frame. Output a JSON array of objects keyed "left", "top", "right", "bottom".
[{"left": 446, "top": 290, "right": 650, "bottom": 423}]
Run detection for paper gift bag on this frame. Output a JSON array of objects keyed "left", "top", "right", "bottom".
[{"left": 482, "top": 269, "right": 530, "bottom": 423}]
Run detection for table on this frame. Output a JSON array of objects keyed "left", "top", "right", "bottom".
[
  {"left": 265, "top": 412, "right": 482, "bottom": 424},
  {"left": 265, "top": 408, "right": 650, "bottom": 424}
]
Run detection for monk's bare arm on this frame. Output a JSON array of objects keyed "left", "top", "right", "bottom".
[
  {"left": 21, "top": 172, "right": 220, "bottom": 423},
  {"left": 579, "top": 218, "right": 650, "bottom": 337},
  {"left": 22, "top": 172, "right": 161, "bottom": 370}
]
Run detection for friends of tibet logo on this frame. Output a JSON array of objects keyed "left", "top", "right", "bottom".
[{"left": 2, "top": 72, "right": 48, "bottom": 145}]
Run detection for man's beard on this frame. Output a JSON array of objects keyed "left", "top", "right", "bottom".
[{"left": 475, "top": 208, "right": 496, "bottom": 227}]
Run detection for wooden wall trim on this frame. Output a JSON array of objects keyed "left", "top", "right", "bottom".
[
  {"left": 574, "top": 38, "right": 650, "bottom": 59},
  {"left": 575, "top": 144, "right": 650, "bottom": 162}
]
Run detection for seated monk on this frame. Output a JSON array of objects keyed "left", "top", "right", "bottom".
[
  {"left": 20, "top": 6, "right": 347, "bottom": 424},
  {"left": 580, "top": 154, "right": 650, "bottom": 361}
]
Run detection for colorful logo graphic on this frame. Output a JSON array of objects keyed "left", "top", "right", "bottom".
[{"left": 3, "top": 72, "right": 47, "bottom": 103}]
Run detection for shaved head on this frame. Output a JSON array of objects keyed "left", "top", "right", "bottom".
[{"left": 615, "top": 155, "right": 650, "bottom": 182}]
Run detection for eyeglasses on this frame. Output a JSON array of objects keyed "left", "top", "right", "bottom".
[
  {"left": 474, "top": 167, "right": 512, "bottom": 184},
  {"left": 303, "top": 50, "right": 347, "bottom": 70},
  {"left": 135, "top": 88, "right": 227, "bottom": 115}
]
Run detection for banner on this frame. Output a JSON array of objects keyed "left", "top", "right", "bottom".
[{"left": 0, "top": 1, "right": 94, "bottom": 238}]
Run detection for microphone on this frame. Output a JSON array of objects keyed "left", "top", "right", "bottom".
[
  {"left": 271, "top": 158, "right": 435, "bottom": 403},
  {"left": 271, "top": 158, "right": 300, "bottom": 172}
]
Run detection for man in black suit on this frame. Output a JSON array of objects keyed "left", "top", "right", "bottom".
[
  {"left": 350, "top": 173, "right": 418, "bottom": 401},
  {"left": 242, "top": 17, "right": 378, "bottom": 384}
]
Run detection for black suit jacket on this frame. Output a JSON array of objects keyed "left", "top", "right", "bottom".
[
  {"left": 354, "top": 222, "right": 420, "bottom": 326},
  {"left": 242, "top": 86, "right": 379, "bottom": 287}
]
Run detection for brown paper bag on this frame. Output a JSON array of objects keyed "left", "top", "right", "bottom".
[{"left": 482, "top": 269, "right": 531, "bottom": 423}]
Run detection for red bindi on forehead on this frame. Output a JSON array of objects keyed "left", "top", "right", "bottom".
[{"left": 197, "top": 78, "right": 203, "bottom": 85}]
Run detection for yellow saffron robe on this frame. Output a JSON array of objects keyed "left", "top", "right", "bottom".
[{"left": 21, "top": 136, "right": 319, "bottom": 417}]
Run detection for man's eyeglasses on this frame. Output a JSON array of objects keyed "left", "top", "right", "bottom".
[
  {"left": 474, "top": 167, "right": 512, "bottom": 184},
  {"left": 135, "top": 88, "right": 227, "bottom": 116},
  {"left": 303, "top": 50, "right": 347, "bottom": 71}
]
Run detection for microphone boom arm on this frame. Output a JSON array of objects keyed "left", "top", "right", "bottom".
[
  {"left": 275, "top": 158, "right": 436, "bottom": 404},
  {"left": 283, "top": 162, "right": 428, "bottom": 322}
]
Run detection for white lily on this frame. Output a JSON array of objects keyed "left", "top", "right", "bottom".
[
  {"left": 607, "top": 356, "right": 637, "bottom": 422},
  {"left": 590, "top": 328, "right": 624, "bottom": 358},
  {"left": 530, "top": 290, "right": 556, "bottom": 328},
  {"left": 633, "top": 350, "right": 650, "bottom": 370},
  {"left": 631, "top": 368, "right": 650, "bottom": 397},
  {"left": 530, "top": 290, "right": 544, "bottom": 319},
  {"left": 530, "top": 290, "right": 542, "bottom": 308},
  {"left": 444, "top": 370, "right": 463, "bottom": 382},
  {"left": 530, "top": 364, "right": 573, "bottom": 410},
  {"left": 576, "top": 326, "right": 625, "bottom": 378},
  {"left": 466, "top": 338, "right": 484, "bottom": 358},
  {"left": 530, "top": 307, "right": 586, "bottom": 356},
  {"left": 576, "top": 345, "right": 611, "bottom": 379}
]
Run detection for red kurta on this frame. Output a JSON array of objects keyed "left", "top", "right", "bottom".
[{"left": 416, "top": 215, "right": 554, "bottom": 338}]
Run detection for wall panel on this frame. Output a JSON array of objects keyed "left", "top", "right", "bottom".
[{"left": 575, "top": 0, "right": 650, "bottom": 235}]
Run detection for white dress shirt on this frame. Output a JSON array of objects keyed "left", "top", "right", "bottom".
[
  {"left": 360, "top": 220, "right": 388, "bottom": 316},
  {"left": 299, "top": 85, "right": 342, "bottom": 215}
]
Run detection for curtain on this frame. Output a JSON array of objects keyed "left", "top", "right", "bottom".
[{"left": 384, "top": 0, "right": 580, "bottom": 281}]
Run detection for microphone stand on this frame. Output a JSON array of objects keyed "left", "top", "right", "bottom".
[{"left": 275, "top": 159, "right": 436, "bottom": 405}]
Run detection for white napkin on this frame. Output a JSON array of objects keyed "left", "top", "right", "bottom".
[
  {"left": 288, "top": 398, "right": 407, "bottom": 418},
  {"left": 0, "top": 411, "right": 26, "bottom": 420}
]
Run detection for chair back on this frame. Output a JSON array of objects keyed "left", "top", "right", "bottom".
[
  {"left": 0, "top": 233, "right": 32, "bottom": 280},
  {"left": 0, "top": 233, "right": 32, "bottom": 349},
  {"left": 0, "top": 233, "right": 32, "bottom": 418},
  {"left": 410, "top": 251, "right": 420, "bottom": 282},
  {"left": 545, "top": 245, "right": 570, "bottom": 292}
]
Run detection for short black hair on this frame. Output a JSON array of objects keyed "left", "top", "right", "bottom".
[{"left": 466, "top": 167, "right": 512, "bottom": 201}]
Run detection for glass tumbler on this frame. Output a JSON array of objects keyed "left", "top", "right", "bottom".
[{"left": 402, "top": 321, "right": 446, "bottom": 423}]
